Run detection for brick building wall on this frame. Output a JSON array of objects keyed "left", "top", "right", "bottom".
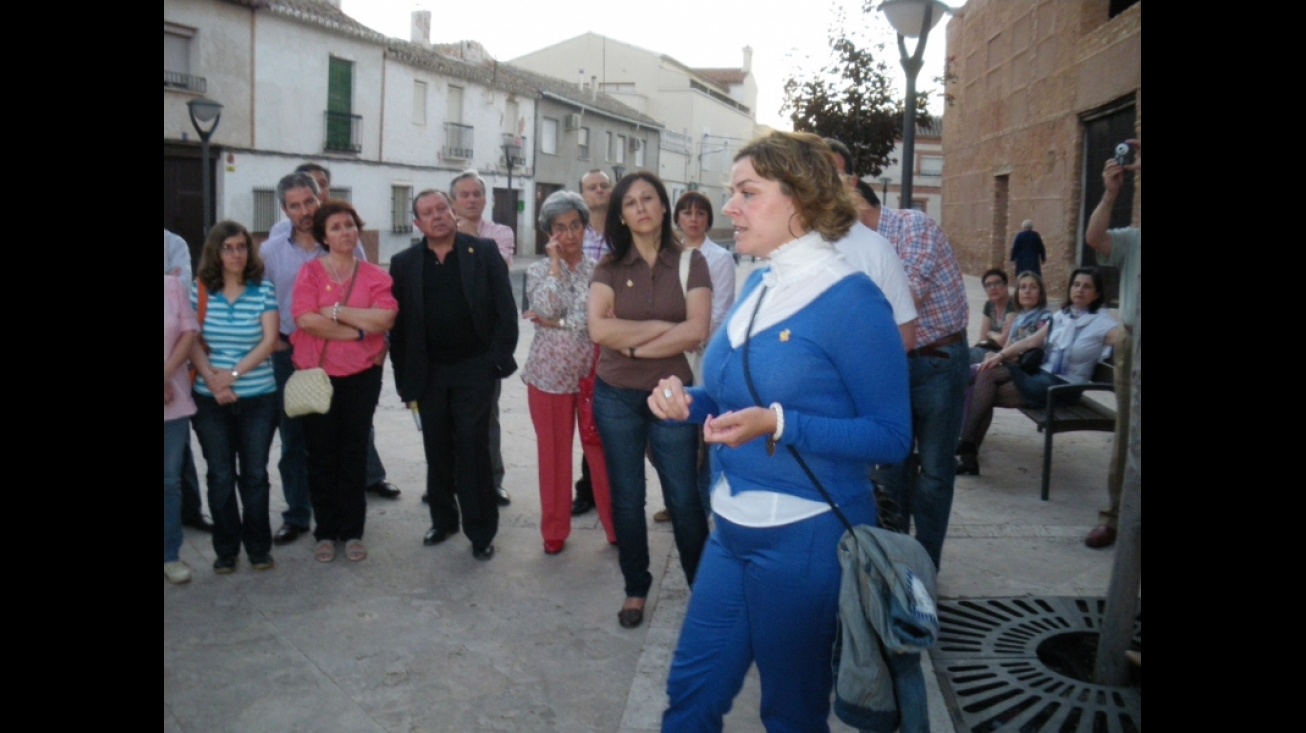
[{"left": 942, "top": 0, "right": 1141, "bottom": 300}]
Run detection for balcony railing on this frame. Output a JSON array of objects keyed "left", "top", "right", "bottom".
[
  {"left": 324, "top": 111, "right": 363, "bottom": 153},
  {"left": 443, "top": 122, "right": 474, "bottom": 160},
  {"left": 164, "top": 69, "right": 206, "bottom": 94}
]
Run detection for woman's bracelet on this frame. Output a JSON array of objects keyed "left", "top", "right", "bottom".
[
  {"left": 766, "top": 402, "right": 785, "bottom": 456},
  {"left": 332, "top": 302, "right": 342, "bottom": 322}
]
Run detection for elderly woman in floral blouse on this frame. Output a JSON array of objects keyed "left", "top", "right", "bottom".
[{"left": 522, "top": 191, "right": 617, "bottom": 554}]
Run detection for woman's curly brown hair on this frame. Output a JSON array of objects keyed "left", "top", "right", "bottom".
[
  {"left": 733, "top": 131, "right": 857, "bottom": 242},
  {"left": 197, "top": 221, "right": 263, "bottom": 293}
]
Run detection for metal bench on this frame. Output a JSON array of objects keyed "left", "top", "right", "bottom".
[{"left": 1016, "top": 361, "right": 1116, "bottom": 500}]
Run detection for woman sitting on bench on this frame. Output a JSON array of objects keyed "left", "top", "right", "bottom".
[{"left": 956, "top": 267, "right": 1120, "bottom": 476}]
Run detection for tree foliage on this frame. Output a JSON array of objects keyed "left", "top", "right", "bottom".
[{"left": 780, "top": 20, "right": 931, "bottom": 178}]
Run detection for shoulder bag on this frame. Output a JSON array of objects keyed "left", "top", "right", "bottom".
[{"left": 284, "top": 261, "right": 359, "bottom": 417}]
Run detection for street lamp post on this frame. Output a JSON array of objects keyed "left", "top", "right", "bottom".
[
  {"left": 880, "top": 176, "right": 892, "bottom": 208},
  {"left": 187, "top": 97, "right": 224, "bottom": 234},
  {"left": 612, "top": 164, "right": 626, "bottom": 182},
  {"left": 880, "top": 0, "right": 947, "bottom": 211},
  {"left": 502, "top": 133, "right": 523, "bottom": 194}
]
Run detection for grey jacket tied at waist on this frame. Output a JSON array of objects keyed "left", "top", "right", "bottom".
[{"left": 833, "top": 525, "right": 939, "bottom": 733}]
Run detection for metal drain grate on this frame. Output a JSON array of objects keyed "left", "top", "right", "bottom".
[{"left": 932, "top": 596, "right": 1141, "bottom": 733}]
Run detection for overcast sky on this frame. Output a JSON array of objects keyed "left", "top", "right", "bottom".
[{"left": 340, "top": 0, "right": 951, "bottom": 130}]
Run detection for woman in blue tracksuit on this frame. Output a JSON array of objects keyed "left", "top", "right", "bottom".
[{"left": 649, "top": 131, "right": 912, "bottom": 732}]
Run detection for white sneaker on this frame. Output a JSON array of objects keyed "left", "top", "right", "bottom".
[{"left": 164, "top": 561, "right": 192, "bottom": 585}]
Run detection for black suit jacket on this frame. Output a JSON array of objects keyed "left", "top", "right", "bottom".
[{"left": 389, "top": 233, "right": 519, "bottom": 404}]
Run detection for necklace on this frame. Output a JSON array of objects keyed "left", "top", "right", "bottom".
[{"left": 324, "top": 257, "right": 354, "bottom": 294}]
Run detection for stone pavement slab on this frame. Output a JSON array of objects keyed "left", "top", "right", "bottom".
[{"left": 166, "top": 258, "right": 1123, "bottom": 732}]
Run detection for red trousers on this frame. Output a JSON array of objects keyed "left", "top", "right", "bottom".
[{"left": 527, "top": 385, "right": 616, "bottom": 544}]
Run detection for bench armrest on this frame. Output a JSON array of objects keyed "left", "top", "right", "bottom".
[{"left": 1044, "top": 381, "right": 1115, "bottom": 415}]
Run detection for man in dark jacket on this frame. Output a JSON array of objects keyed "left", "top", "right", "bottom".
[{"left": 391, "top": 190, "right": 518, "bottom": 560}]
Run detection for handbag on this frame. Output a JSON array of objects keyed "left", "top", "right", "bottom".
[
  {"left": 739, "top": 286, "right": 937, "bottom": 732},
  {"left": 1017, "top": 346, "right": 1045, "bottom": 375},
  {"left": 284, "top": 367, "right": 333, "bottom": 417},
  {"left": 577, "top": 345, "right": 603, "bottom": 448},
  {"left": 283, "top": 261, "right": 359, "bottom": 417}
]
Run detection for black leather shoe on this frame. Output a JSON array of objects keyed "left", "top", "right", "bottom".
[
  {"left": 273, "top": 523, "right": 308, "bottom": 545},
  {"left": 366, "top": 481, "right": 401, "bottom": 499},
  {"left": 495, "top": 486, "right": 511, "bottom": 507},
  {"left": 956, "top": 453, "right": 980, "bottom": 476},
  {"left": 618, "top": 605, "right": 644, "bottom": 629},
  {"left": 571, "top": 497, "right": 595, "bottom": 516},
  {"left": 472, "top": 543, "right": 495, "bottom": 561},
  {"left": 183, "top": 515, "right": 214, "bottom": 532},
  {"left": 423, "top": 526, "right": 456, "bottom": 546}
]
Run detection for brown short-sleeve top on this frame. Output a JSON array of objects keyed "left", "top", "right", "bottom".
[{"left": 591, "top": 245, "right": 711, "bottom": 390}]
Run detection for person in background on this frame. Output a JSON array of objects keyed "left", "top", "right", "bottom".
[
  {"left": 959, "top": 268, "right": 1120, "bottom": 477},
  {"left": 572, "top": 169, "right": 615, "bottom": 517},
  {"left": 1082, "top": 138, "right": 1142, "bottom": 549},
  {"left": 1010, "top": 219, "right": 1046, "bottom": 277},
  {"left": 189, "top": 221, "right": 280, "bottom": 574},
  {"left": 392, "top": 190, "right": 518, "bottom": 562},
  {"left": 970, "top": 268, "right": 1016, "bottom": 363},
  {"left": 522, "top": 191, "right": 617, "bottom": 554},
  {"left": 164, "top": 227, "right": 213, "bottom": 533},
  {"left": 291, "top": 201, "right": 398, "bottom": 564},
  {"left": 957, "top": 271, "right": 1052, "bottom": 476},
  {"left": 858, "top": 168, "right": 969, "bottom": 571},
  {"left": 164, "top": 274, "right": 200, "bottom": 585},
  {"left": 451, "top": 170, "right": 514, "bottom": 508},
  {"left": 588, "top": 172, "right": 711, "bottom": 629},
  {"left": 267, "top": 163, "right": 403, "bottom": 502},
  {"left": 649, "top": 130, "right": 911, "bottom": 731},
  {"left": 652, "top": 191, "right": 737, "bottom": 519}
]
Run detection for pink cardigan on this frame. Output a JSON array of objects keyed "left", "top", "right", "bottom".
[{"left": 291, "top": 260, "right": 398, "bottom": 377}]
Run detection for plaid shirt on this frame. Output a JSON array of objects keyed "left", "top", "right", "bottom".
[
  {"left": 876, "top": 207, "right": 969, "bottom": 346},
  {"left": 583, "top": 226, "right": 610, "bottom": 262}
]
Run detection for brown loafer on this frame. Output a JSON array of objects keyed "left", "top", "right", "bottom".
[{"left": 1084, "top": 525, "right": 1117, "bottom": 549}]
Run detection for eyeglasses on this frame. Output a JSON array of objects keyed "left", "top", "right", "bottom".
[
  {"left": 983, "top": 280, "right": 1006, "bottom": 289},
  {"left": 221, "top": 244, "right": 249, "bottom": 254},
  {"left": 550, "top": 222, "right": 585, "bottom": 236}
]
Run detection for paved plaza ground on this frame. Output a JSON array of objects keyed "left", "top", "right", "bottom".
[{"left": 165, "top": 259, "right": 1125, "bottom": 732}]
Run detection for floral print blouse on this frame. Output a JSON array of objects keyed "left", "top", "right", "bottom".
[{"left": 521, "top": 257, "right": 597, "bottom": 394}]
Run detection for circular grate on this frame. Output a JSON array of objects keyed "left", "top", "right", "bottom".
[{"left": 932, "top": 597, "right": 1140, "bottom": 733}]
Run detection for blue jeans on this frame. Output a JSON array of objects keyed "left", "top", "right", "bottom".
[
  {"left": 874, "top": 337, "right": 968, "bottom": 569},
  {"left": 1006, "top": 367, "right": 1069, "bottom": 407},
  {"left": 164, "top": 418, "right": 189, "bottom": 563},
  {"left": 273, "top": 348, "right": 312, "bottom": 528},
  {"left": 663, "top": 501, "right": 877, "bottom": 732},
  {"left": 594, "top": 379, "right": 708, "bottom": 598},
  {"left": 191, "top": 392, "right": 278, "bottom": 559}
]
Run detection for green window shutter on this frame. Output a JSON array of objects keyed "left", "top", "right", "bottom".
[{"left": 327, "top": 58, "right": 353, "bottom": 150}]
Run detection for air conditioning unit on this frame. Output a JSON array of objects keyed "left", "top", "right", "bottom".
[
  {"left": 629, "top": 137, "right": 642, "bottom": 152},
  {"left": 565, "top": 113, "right": 582, "bottom": 131}
]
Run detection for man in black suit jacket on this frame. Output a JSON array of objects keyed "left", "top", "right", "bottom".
[{"left": 391, "top": 190, "right": 518, "bottom": 560}]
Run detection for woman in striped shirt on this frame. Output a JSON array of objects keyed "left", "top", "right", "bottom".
[{"left": 190, "top": 221, "right": 280, "bottom": 574}]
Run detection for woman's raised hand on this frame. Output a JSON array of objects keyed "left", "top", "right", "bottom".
[{"left": 648, "top": 376, "right": 692, "bottom": 421}]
